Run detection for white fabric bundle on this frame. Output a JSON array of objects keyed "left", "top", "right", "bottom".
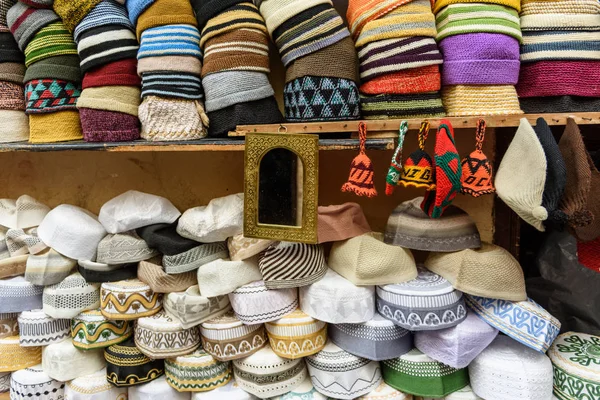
[
  {"left": 177, "top": 193, "right": 244, "bottom": 242},
  {"left": 42, "top": 338, "right": 105, "bottom": 382},
  {"left": 197, "top": 257, "right": 262, "bottom": 298}
]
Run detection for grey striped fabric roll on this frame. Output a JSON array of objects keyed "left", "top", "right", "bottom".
[
  {"left": 259, "top": 242, "right": 327, "bottom": 289},
  {"left": 141, "top": 72, "right": 203, "bottom": 100}
]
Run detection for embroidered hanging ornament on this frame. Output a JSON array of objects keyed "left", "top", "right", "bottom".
[
  {"left": 461, "top": 119, "right": 495, "bottom": 197},
  {"left": 398, "top": 121, "right": 436, "bottom": 190},
  {"left": 341, "top": 122, "right": 378, "bottom": 197},
  {"left": 385, "top": 121, "right": 408, "bottom": 196},
  {"left": 421, "top": 120, "right": 462, "bottom": 219}
]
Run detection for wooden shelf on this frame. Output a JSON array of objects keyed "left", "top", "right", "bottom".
[
  {"left": 233, "top": 113, "right": 600, "bottom": 137},
  {"left": 0, "top": 138, "right": 395, "bottom": 153}
]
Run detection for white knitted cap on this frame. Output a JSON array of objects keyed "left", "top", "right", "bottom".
[
  {"left": 65, "top": 368, "right": 128, "bottom": 400},
  {"left": 0, "top": 110, "right": 29, "bottom": 144},
  {"left": 99, "top": 190, "right": 181, "bottom": 234},
  {"left": 197, "top": 257, "right": 262, "bottom": 298},
  {"left": 0, "top": 195, "right": 50, "bottom": 230},
  {"left": 42, "top": 272, "right": 100, "bottom": 319},
  {"left": 96, "top": 230, "right": 159, "bottom": 264},
  {"left": 164, "top": 285, "right": 231, "bottom": 329},
  {"left": 42, "top": 338, "right": 105, "bottom": 382},
  {"left": 229, "top": 280, "right": 298, "bottom": 324},
  {"left": 496, "top": 118, "right": 548, "bottom": 231},
  {"left": 37, "top": 205, "right": 107, "bottom": 261}
]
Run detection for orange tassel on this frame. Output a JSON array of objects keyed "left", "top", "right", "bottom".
[{"left": 341, "top": 122, "right": 378, "bottom": 197}]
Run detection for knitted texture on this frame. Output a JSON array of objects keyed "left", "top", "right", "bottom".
[
  {"left": 360, "top": 65, "right": 441, "bottom": 95},
  {"left": 517, "top": 61, "right": 600, "bottom": 98},
  {"left": 398, "top": 121, "right": 436, "bottom": 190},
  {"left": 136, "top": 221, "right": 198, "bottom": 257},
  {"left": 28, "top": 110, "right": 83, "bottom": 143},
  {"left": 24, "top": 54, "right": 81, "bottom": 83},
  {"left": 0, "top": 31, "right": 24, "bottom": 62},
  {"left": 76, "top": 86, "right": 140, "bottom": 116},
  {"left": 53, "top": 0, "right": 102, "bottom": 33},
  {"left": 438, "top": 33, "right": 521, "bottom": 85},
  {"left": 341, "top": 122, "right": 377, "bottom": 197},
  {"left": 20, "top": 0, "right": 53, "bottom": 8},
  {"left": 442, "top": 85, "right": 523, "bottom": 117},
  {"left": 496, "top": 118, "right": 548, "bottom": 232},
  {"left": 520, "top": 14, "right": 600, "bottom": 32},
  {"left": 24, "top": 21, "right": 77, "bottom": 67},
  {"left": 347, "top": 0, "right": 416, "bottom": 39},
  {"left": 421, "top": 121, "right": 462, "bottom": 218},
  {"left": 192, "top": 0, "right": 246, "bottom": 30},
  {"left": 141, "top": 72, "right": 203, "bottom": 100},
  {"left": 135, "top": 0, "right": 197, "bottom": 40},
  {"left": 82, "top": 58, "right": 140, "bottom": 89},
  {"left": 574, "top": 156, "right": 600, "bottom": 242},
  {"left": 24, "top": 79, "right": 81, "bottom": 114},
  {"left": 7, "top": 2, "right": 60, "bottom": 51},
  {"left": 203, "top": 70, "right": 274, "bottom": 112},
  {"left": 137, "top": 55, "right": 201, "bottom": 76},
  {"left": 0, "top": 62, "right": 25, "bottom": 84},
  {"left": 258, "top": 0, "right": 332, "bottom": 35},
  {"left": 271, "top": 2, "right": 350, "bottom": 67},
  {"left": 207, "top": 96, "right": 282, "bottom": 138},
  {"left": 520, "top": 0, "right": 600, "bottom": 15},
  {"left": 461, "top": 119, "right": 495, "bottom": 197},
  {"left": 0, "top": 110, "right": 28, "bottom": 143},
  {"left": 138, "top": 24, "right": 201, "bottom": 59},
  {"left": 435, "top": 3, "right": 522, "bottom": 42},
  {"left": 283, "top": 76, "right": 361, "bottom": 122},
  {"left": 126, "top": 0, "right": 156, "bottom": 26},
  {"left": 433, "top": 0, "right": 521, "bottom": 13},
  {"left": 0, "top": 81, "right": 24, "bottom": 111},
  {"left": 358, "top": 36, "right": 443, "bottom": 82},
  {"left": 520, "top": 96, "right": 600, "bottom": 113},
  {"left": 360, "top": 91, "right": 445, "bottom": 120},
  {"left": 520, "top": 30, "right": 600, "bottom": 63},
  {"left": 79, "top": 108, "right": 140, "bottom": 142},
  {"left": 138, "top": 257, "right": 197, "bottom": 293},
  {"left": 139, "top": 96, "right": 208, "bottom": 141},
  {"left": 77, "top": 25, "right": 139, "bottom": 73},
  {"left": 0, "top": 0, "right": 14, "bottom": 30},
  {"left": 73, "top": 0, "right": 132, "bottom": 43},
  {"left": 200, "top": 2, "right": 267, "bottom": 49}
]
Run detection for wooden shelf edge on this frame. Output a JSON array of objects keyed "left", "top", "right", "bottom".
[{"left": 233, "top": 112, "right": 600, "bottom": 137}]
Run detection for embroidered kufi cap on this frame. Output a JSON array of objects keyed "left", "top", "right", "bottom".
[
  {"left": 269, "top": 376, "right": 326, "bottom": 399},
  {"left": 229, "top": 280, "right": 297, "bottom": 324},
  {"left": 200, "top": 310, "right": 267, "bottom": 362},
  {"left": 96, "top": 231, "right": 159, "bottom": 264},
  {"left": 65, "top": 368, "right": 128, "bottom": 400},
  {"left": 232, "top": 346, "right": 307, "bottom": 399},
  {"left": 99, "top": 190, "right": 181, "bottom": 234},
  {"left": 24, "top": 248, "right": 75, "bottom": 286},
  {"left": 138, "top": 256, "right": 197, "bottom": 293},
  {"left": 105, "top": 337, "right": 164, "bottom": 387},
  {"left": 100, "top": 279, "right": 162, "bottom": 320},
  {"left": 197, "top": 257, "right": 262, "bottom": 298},
  {"left": 329, "top": 312, "right": 412, "bottom": 361},
  {"left": 548, "top": 332, "right": 600, "bottom": 400},
  {"left": 0, "top": 313, "right": 18, "bottom": 339},
  {"left": 0, "top": 276, "right": 43, "bottom": 313},
  {"left": 415, "top": 313, "right": 498, "bottom": 369},
  {"left": 469, "top": 335, "right": 553, "bottom": 400},
  {"left": 329, "top": 232, "right": 417, "bottom": 286},
  {"left": 465, "top": 296, "right": 560, "bottom": 353},
  {"left": 71, "top": 309, "right": 132, "bottom": 350},
  {"left": 382, "top": 348, "right": 469, "bottom": 397},
  {"left": 425, "top": 243, "right": 526, "bottom": 302},
  {"left": 259, "top": 242, "right": 327, "bottom": 289},
  {"left": 265, "top": 308, "right": 327, "bottom": 359},
  {"left": 9, "top": 364, "right": 64, "bottom": 400},
  {"left": 17, "top": 310, "right": 69, "bottom": 347},
  {"left": 306, "top": 341, "right": 382, "bottom": 399},
  {"left": 0, "top": 336, "right": 41, "bottom": 372},
  {"left": 357, "top": 381, "right": 411, "bottom": 400},
  {"left": 300, "top": 269, "right": 375, "bottom": 324},
  {"left": 0, "top": 195, "right": 49, "bottom": 230},
  {"left": 42, "top": 272, "right": 100, "bottom": 319},
  {"left": 134, "top": 311, "right": 201, "bottom": 359},
  {"left": 37, "top": 205, "right": 106, "bottom": 261},
  {"left": 164, "top": 241, "right": 228, "bottom": 274},
  {"left": 317, "top": 203, "right": 371, "bottom": 243},
  {"left": 42, "top": 338, "right": 104, "bottom": 381},
  {"left": 377, "top": 266, "right": 467, "bottom": 331},
  {"left": 129, "top": 375, "right": 188, "bottom": 400},
  {"left": 164, "top": 285, "right": 231, "bottom": 330},
  {"left": 227, "top": 234, "right": 273, "bottom": 261},
  {"left": 385, "top": 197, "right": 481, "bottom": 252},
  {"left": 136, "top": 221, "right": 198, "bottom": 256},
  {"left": 77, "top": 260, "right": 137, "bottom": 283},
  {"left": 165, "top": 349, "right": 232, "bottom": 392},
  {"left": 177, "top": 193, "right": 244, "bottom": 243}
]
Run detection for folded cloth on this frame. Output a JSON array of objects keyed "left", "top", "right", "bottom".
[
  {"left": 360, "top": 66, "right": 441, "bottom": 95},
  {"left": 138, "top": 256, "right": 197, "bottom": 294},
  {"left": 164, "top": 285, "right": 231, "bottom": 330},
  {"left": 23, "top": 55, "right": 81, "bottom": 83},
  {"left": 520, "top": 30, "right": 600, "bottom": 63},
  {"left": 73, "top": 0, "right": 132, "bottom": 43},
  {"left": 360, "top": 92, "right": 445, "bottom": 120},
  {"left": 139, "top": 95, "right": 208, "bottom": 141},
  {"left": 79, "top": 108, "right": 140, "bottom": 142},
  {"left": 77, "top": 86, "right": 140, "bottom": 117},
  {"left": 138, "top": 24, "right": 201, "bottom": 60},
  {"left": 24, "top": 79, "right": 81, "bottom": 114},
  {"left": 82, "top": 58, "right": 140, "bottom": 89},
  {"left": 24, "top": 21, "right": 77, "bottom": 67},
  {"left": 52, "top": 0, "right": 103, "bottom": 33},
  {"left": 0, "top": 81, "right": 25, "bottom": 111},
  {"left": 0, "top": 62, "right": 25, "bottom": 84},
  {"left": 442, "top": 85, "right": 523, "bottom": 117},
  {"left": 6, "top": 2, "right": 59, "bottom": 51},
  {"left": 203, "top": 70, "right": 275, "bottom": 113},
  {"left": 141, "top": 72, "right": 203, "bottom": 100},
  {"left": 516, "top": 61, "right": 600, "bottom": 98},
  {"left": 207, "top": 96, "right": 282, "bottom": 138},
  {"left": 135, "top": 0, "right": 197, "bottom": 40},
  {"left": 136, "top": 221, "right": 198, "bottom": 256}
]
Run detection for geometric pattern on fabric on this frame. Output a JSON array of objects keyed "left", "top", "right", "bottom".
[{"left": 25, "top": 79, "right": 81, "bottom": 113}]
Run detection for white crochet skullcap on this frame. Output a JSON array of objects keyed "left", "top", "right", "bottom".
[
  {"left": 0, "top": 195, "right": 50, "bottom": 229},
  {"left": 42, "top": 338, "right": 105, "bottom": 382},
  {"left": 42, "top": 272, "right": 100, "bottom": 319},
  {"left": 37, "top": 205, "right": 107, "bottom": 261},
  {"left": 496, "top": 118, "right": 548, "bottom": 231},
  {"left": 10, "top": 364, "right": 64, "bottom": 400},
  {"left": 197, "top": 256, "right": 262, "bottom": 298},
  {"left": 177, "top": 193, "right": 244, "bottom": 243},
  {"left": 65, "top": 368, "right": 128, "bottom": 400},
  {"left": 99, "top": 190, "right": 181, "bottom": 234},
  {"left": 96, "top": 230, "right": 159, "bottom": 264},
  {"left": 229, "top": 280, "right": 298, "bottom": 324}
]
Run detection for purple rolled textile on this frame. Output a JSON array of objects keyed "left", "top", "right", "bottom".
[{"left": 439, "top": 33, "right": 521, "bottom": 85}]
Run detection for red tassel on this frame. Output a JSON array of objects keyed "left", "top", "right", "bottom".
[{"left": 341, "top": 122, "right": 378, "bottom": 198}]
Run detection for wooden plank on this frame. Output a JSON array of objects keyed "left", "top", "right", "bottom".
[{"left": 233, "top": 112, "right": 600, "bottom": 137}]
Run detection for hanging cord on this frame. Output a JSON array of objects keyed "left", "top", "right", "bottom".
[
  {"left": 475, "top": 118, "right": 486, "bottom": 152},
  {"left": 385, "top": 121, "right": 408, "bottom": 195},
  {"left": 358, "top": 121, "right": 367, "bottom": 155},
  {"left": 418, "top": 120, "right": 430, "bottom": 150}
]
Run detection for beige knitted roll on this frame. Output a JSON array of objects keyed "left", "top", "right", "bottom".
[
  {"left": 138, "top": 256, "right": 197, "bottom": 293},
  {"left": 442, "top": 85, "right": 523, "bottom": 117},
  {"left": 139, "top": 96, "right": 208, "bottom": 141},
  {"left": 76, "top": 86, "right": 141, "bottom": 117}
]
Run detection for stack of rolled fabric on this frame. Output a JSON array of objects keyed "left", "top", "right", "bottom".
[
  {"left": 127, "top": 0, "right": 208, "bottom": 142},
  {"left": 432, "top": 0, "right": 524, "bottom": 116},
  {"left": 0, "top": 0, "right": 27, "bottom": 143},
  {"left": 193, "top": 0, "right": 282, "bottom": 137},
  {"left": 55, "top": 0, "right": 141, "bottom": 142},
  {"left": 256, "top": 0, "right": 361, "bottom": 123},
  {"left": 347, "top": 0, "right": 445, "bottom": 120},
  {"left": 516, "top": 0, "right": 600, "bottom": 113},
  {"left": 7, "top": 0, "right": 82, "bottom": 143}
]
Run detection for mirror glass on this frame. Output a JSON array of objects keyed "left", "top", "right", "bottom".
[{"left": 258, "top": 148, "right": 304, "bottom": 227}]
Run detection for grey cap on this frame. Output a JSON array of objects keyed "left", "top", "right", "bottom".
[
  {"left": 163, "top": 241, "right": 228, "bottom": 274},
  {"left": 96, "top": 231, "right": 159, "bottom": 264},
  {"left": 7, "top": 2, "right": 60, "bottom": 51}
]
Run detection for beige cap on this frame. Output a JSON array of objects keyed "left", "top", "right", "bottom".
[{"left": 425, "top": 243, "right": 526, "bottom": 302}]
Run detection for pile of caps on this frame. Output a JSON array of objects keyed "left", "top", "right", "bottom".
[{"left": 0, "top": 189, "right": 598, "bottom": 399}]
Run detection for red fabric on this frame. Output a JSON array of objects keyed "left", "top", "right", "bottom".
[
  {"left": 578, "top": 238, "right": 600, "bottom": 273},
  {"left": 79, "top": 108, "right": 140, "bottom": 142},
  {"left": 82, "top": 58, "right": 141, "bottom": 89},
  {"left": 516, "top": 60, "right": 600, "bottom": 98},
  {"left": 360, "top": 65, "right": 441, "bottom": 95}
]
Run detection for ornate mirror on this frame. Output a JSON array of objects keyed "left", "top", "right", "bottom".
[{"left": 244, "top": 132, "right": 319, "bottom": 243}]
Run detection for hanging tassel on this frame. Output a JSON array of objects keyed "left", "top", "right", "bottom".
[
  {"left": 461, "top": 118, "right": 496, "bottom": 197},
  {"left": 385, "top": 121, "right": 408, "bottom": 196},
  {"left": 341, "top": 122, "right": 378, "bottom": 197}
]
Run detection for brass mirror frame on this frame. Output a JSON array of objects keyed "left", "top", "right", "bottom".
[{"left": 244, "top": 132, "right": 319, "bottom": 244}]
